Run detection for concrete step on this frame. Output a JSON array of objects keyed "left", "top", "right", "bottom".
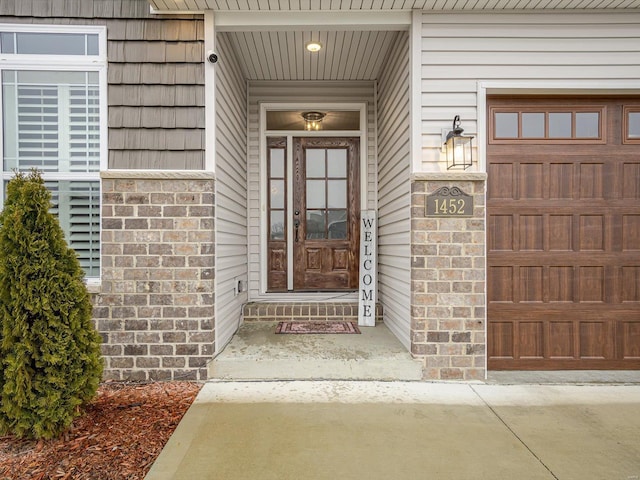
[{"left": 208, "top": 321, "right": 423, "bottom": 381}]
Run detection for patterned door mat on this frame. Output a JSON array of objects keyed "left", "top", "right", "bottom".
[{"left": 275, "top": 321, "right": 361, "bottom": 334}]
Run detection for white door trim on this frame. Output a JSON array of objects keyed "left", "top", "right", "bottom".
[{"left": 259, "top": 102, "right": 368, "bottom": 297}]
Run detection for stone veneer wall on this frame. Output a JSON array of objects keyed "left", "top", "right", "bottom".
[
  {"left": 95, "top": 171, "right": 215, "bottom": 381},
  {"left": 410, "top": 173, "right": 487, "bottom": 381}
]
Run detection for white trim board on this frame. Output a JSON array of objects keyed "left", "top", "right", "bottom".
[{"left": 258, "top": 101, "right": 369, "bottom": 297}]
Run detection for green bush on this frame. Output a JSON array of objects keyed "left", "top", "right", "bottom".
[{"left": 0, "top": 170, "right": 103, "bottom": 439}]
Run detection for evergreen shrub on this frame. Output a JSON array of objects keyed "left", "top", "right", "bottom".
[{"left": 0, "top": 170, "right": 103, "bottom": 439}]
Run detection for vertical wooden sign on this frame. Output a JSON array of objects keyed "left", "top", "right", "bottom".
[{"left": 358, "top": 211, "right": 377, "bottom": 327}]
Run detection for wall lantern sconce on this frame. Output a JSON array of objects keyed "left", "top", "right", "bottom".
[
  {"left": 302, "top": 111, "right": 325, "bottom": 131},
  {"left": 444, "top": 115, "right": 473, "bottom": 170}
]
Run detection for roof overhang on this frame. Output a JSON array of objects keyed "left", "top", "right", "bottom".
[{"left": 148, "top": 0, "right": 640, "bottom": 15}]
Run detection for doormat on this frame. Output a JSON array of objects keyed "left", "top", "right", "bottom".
[{"left": 275, "top": 321, "right": 361, "bottom": 334}]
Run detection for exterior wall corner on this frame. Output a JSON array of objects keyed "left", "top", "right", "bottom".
[
  {"left": 95, "top": 174, "right": 215, "bottom": 381},
  {"left": 410, "top": 177, "right": 486, "bottom": 381}
]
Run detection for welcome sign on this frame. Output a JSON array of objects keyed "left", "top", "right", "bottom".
[{"left": 358, "top": 211, "right": 377, "bottom": 327}]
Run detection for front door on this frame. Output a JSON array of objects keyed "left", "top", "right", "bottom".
[{"left": 267, "top": 137, "right": 360, "bottom": 292}]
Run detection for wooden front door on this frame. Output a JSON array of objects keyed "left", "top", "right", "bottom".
[
  {"left": 487, "top": 96, "right": 640, "bottom": 370},
  {"left": 266, "top": 137, "right": 360, "bottom": 292}
]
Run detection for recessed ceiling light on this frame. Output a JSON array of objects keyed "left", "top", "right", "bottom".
[{"left": 306, "top": 41, "right": 322, "bottom": 52}]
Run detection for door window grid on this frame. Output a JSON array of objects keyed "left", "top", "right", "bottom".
[
  {"left": 305, "top": 148, "right": 348, "bottom": 240},
  {"left": 267, "top": 139, "right": 286, "bottom": 241},
  {"left": 0, "top": 25, "right": 105, "bottom": 280}
]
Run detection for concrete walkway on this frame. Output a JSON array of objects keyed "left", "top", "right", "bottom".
[{"left": 145, "top": 381, "right": 640, "bottom": 480}]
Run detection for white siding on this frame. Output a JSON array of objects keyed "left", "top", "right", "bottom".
[
  {"left": 247, "top": 80, "right": 377, "bottom": 300},
  {"left": 215, "top": 33, "right": 248, "bottom": 352},
  {"left": 419, "top": 12, "right": 640, "bottom": 172},
  {"left": 376, "top": 32, "right": 411, "bottom": 349}
]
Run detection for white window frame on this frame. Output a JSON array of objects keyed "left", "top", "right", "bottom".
[{"left": 0, "top": 24, "right": 108, "bottom": 284}]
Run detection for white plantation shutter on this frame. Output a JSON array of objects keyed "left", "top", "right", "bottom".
[
  {"left": 46, "top": 181, "right": 101, "bottom": 277},
  {"left": 2, "top": 70, "right": 102, "bottom": 278}
]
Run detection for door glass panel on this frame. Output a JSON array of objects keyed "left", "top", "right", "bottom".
[
  {"left": 521, "top": 113, "right": 544, "bottom": 138},
  {"left": 306, "top": 210, "right": 326, "bottom": 239},
  {"left": 628, "top": 112, "right": 640, "bottom": 138},
  {"left": 549, "top": 112, "right": 572, "bottom": 138},
  {"left": 575, "top": 112, "right": 599, "bottom": 138},
  {"left": 328, "top": 210, "right": 347, "bottom": 239},
  {"left": 270, "top": 211, "right": 285, "bottom": 240},
  {"left": 306, "top": 149, "right": 325, "bottom": 177},
  {"left": 306, "top": 180, "right": 325, "bottom": 208},
  {"left": 270, "top": 179, "right": 284, "bottom": 208},
  {"left": 327, "top": 149, "right": 347, "bottom": 177},
  {"left": 327, "top": 180, "right": 347, "bottom": 208},
  {"left": 494, "top": 112, "right": 518, "bottom": 138},
  {"left": 270, "top": 148, "right": 284, "bottom": 177}
]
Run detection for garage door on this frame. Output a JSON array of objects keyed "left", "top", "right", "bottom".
[{"left": 487, "top": 96, "right": 640, "bottom": 370}]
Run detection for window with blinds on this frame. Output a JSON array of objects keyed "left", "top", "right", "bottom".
[{"left": 0, "top": 26, "right": 105, "bottom": 280}]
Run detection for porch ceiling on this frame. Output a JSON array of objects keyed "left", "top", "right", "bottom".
[
  {"left": 222, "top": 30, "right": 400, "bottom": 81},
  {"left": 149, "top": 0, "right": 640, "bottom": 12}
]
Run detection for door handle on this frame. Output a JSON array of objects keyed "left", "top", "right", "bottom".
[{"left": 294, "top": 219, "right": 300, "bottom": 242}]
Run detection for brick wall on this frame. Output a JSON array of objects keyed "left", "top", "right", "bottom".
[
  {"left": 96, "top": 171, "right": 215, "bottom": 381},
  {"left": 410, "top": 173, "right": 487, "bottom": 381}
]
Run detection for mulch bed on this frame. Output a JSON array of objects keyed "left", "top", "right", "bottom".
[{"left": 0, "top": 381, "right": 202, "bottom": 480}]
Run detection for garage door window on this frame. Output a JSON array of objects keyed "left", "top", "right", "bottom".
[
  {"left": 491, "top": 107, "right": 604, "bottom": 143},
  {"left": 624, "top": 107, "right": 640, "bottom": 144}
]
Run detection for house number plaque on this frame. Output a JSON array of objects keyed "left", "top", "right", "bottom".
[{"left": 426, "top": 186, "right": 473, "bottom": 217}]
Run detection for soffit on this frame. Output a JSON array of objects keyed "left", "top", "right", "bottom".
[{"left": 149, "top": 0, "right": 640, "bottom": 13}]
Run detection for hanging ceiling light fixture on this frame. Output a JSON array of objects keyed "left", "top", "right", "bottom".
[{"left": 302, "top": 111, "right": 325, "bottom": 131}]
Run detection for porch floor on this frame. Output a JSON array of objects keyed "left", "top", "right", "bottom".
[{"left": 208, "top": 321, "right": 423, "bottom": 381}]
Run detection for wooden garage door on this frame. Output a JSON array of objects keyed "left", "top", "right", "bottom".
[{"left": 487, "top": 96, "right": 640, "bottom": 370}]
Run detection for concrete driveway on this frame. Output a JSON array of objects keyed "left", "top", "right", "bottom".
[{"left": 145, "top": 381, "right": 640, "bottom": 480}]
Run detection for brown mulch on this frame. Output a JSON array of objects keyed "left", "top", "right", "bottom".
[{"left": 0, "top": 381, "right": 202, "bottom": 480}]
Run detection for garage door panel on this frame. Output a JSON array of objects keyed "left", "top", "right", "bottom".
[
  {"left": 549, "top": 215, "right": 573, "bottom": 250},
  {"left": 488, "top": 215, "right": 514, "bottom": 251},
  {"left": 578, "top": 215, "right": 605, "bottom": 251},
  {"left": 622, "top": 215, "right": 640, "bottom": 250},
  {"left": 488, "top": 266, "right": 514, "bottom": 302},
  {"left": 488, "top": 96, "right": 640, "bottom": 370},
  {"left": 520, "top": 163, "right": 544, "bottom": 199},
  {"left": 488, "top": 163, "right": 514, "bottom": 198},
  {"left": 621, "top": 266, "right": 640, "bottom": 302},
  {"left": 519, "top": 266, "right": 543, "bottom": 302},
  {"left": 549, "top": 321, "right": 575, "bottom": 358},
  {"left": 520, "top": 215, "right": 544, "bottom": 250},
  {"left": 550, "top": 163, "right": 574, "bottom": 199},
  {"left": 579, "top": 163, "right": 605, "bottom": 199},
  {"left": 622, "top": 163, "right": 640, "bottom": 198},
  {"left": 620, "top": 321, "right": 640, "bottom": 359},
  {"left": 488, "top": 322, "right": 514, "bottom": 359},
  {"left": 579, "top": 322, "right": 612, "bottom": 359},
  {"left": 549, "top": 266, "right": 574, "bottom": 302},
  {"left": 578, "top": 266, "right": 606, "bottom": 303},
  {"left": 519, "top": 322, "right": 544, "bottom": 358}
]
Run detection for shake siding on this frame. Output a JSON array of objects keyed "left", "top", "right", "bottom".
[
  {"left": 419, "top": 11, "right": 640, "bottom": 171},
  {"left": 214, "top": 33, "right": 248, "bottom": 352},
  {"left": 246, "top": 80, "right": 377, "bottom": 299},
  {"left": 376, "top": 32, "right": 411, "bottom": 349},
  {"left": 0, "top": 0, "right": 205, "bottom": 170}
]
